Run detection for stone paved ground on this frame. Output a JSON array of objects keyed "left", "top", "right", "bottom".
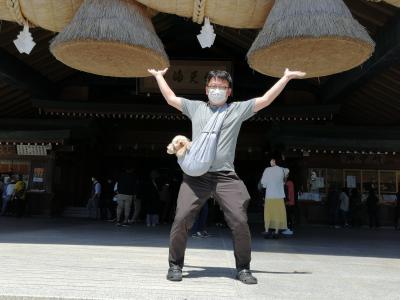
[{"left": 0, "top": 217, "right": 399, "bottom": 300}]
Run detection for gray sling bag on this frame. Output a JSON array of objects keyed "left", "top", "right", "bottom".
[{"left": 178, "top": 104, "right": 228, "bottom": 177}]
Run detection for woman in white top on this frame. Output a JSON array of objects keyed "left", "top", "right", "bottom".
[{"left": 260, "top": 158, "right": 289, "bottom": 238}]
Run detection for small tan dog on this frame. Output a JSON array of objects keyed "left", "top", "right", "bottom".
[{"left": 167, "top": 135, "right": 192, "bottom": 157}]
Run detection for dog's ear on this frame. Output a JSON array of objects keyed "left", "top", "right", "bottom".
[{"left": 166, "top": 143, "right": 176, "bottom": 154}]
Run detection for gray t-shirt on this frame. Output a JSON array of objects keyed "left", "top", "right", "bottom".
[{"left": 181, "top": 98, "right": 256, "bottom": 172}]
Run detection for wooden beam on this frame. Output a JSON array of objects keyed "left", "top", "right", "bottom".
[
  {"left": 347, "top": 94, "right": 390, "bottom": 118},
  {"left": 346, "top": 0, "right": 388, "bottom": 27},
  {"left": 321, "top": 12, "right": 400, "bottom": 103},
  {"left": 362, "top": 84, "right": 400, "bottom": 103},
  {"left": 372, "top": 76, "right": 400, "bottom": 95},
  {"left": 379, "top": 72, "right": 400, "bottom": 87},
  {"left": 0, "top": 96, "right": 32, "bottom": 117},
  {"left": 33, "top": 98, "right": 339, "bottom": 114},
  {"left": 0, "top": 48, "right": 55, "bottom": 97},
  {"left": 0, "top": 130, "right": 70, "bottom": 142}
]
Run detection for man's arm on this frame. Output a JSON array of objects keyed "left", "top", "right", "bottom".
[
  {"left": 148, "top": 68, "right": 182, "bottom": 111},
  {"left": 254, "top": 68, "right": 306, "bottom": 113}
]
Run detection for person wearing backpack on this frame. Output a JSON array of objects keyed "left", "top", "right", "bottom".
[{"left": 148, "top": 67, "right": 306, "bottom": 284}]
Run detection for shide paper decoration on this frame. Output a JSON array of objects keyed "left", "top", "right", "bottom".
[{"left": 197, "top": 17, "right": 216, "bottom": 48}]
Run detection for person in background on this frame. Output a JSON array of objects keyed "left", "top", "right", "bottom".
[
  {"left": 260, "top": 156, "right": 289, "bottom": 239},
  {"left": 282, "top": 176, "right": 295, "bottom": 235},
  {"left": 145, "top": 170, "right": 161, "bottom": 227},
  {"left": 98, "top": 178, "right": 111, "bottom": 220},
  {"left": 339, "top": 188, "right": 350, "bottom": 227},
  {"left": 128, "top": 176, "right": 143, "bottom": 224},
  {"left": 0, "top": 177, "right": 4, "bottom": 213},
  {"left": 395, "top": 188, "right": 400, "bottom": 230},
  {"left": 208, "top": 195, "right": 226, "bottom": 228},
  {"left": 115, "top": 168, "right": 136, "bottom": 227},
  {"left": 349, "top": 188, "right": 362, "bottom": 227},
  {"left": 14, "top": 175, "right": 27, "bottom": 217},
  {"left": 108, "top": 181, "right": 119, "bottom": 222},
  {"left": 159, "top": 179, "right": 172, "bottom": 224},
  {"left": 191, "top": 199, "right": 210, "bottom": 238},
  {"left": 102, "top": 178, "right": 115, "bottom": 221},
  {"left": 366, "top": 187, "right": 380, "bottom": 229},
  {"left": 0, "top": 177, "right": 4, "bottom": 203},
  {"left": 327, "top": 185, "right": 340, "bottom": 228},
  {"left": 1, "top": 177, "right": 14, "bottom": 216},
  {"left": 87, "top": 176, "right": 101, "bottom": 219}
]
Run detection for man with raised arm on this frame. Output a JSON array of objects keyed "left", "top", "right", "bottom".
[{"left": 148, "top": 68, "right": 306, "bottom": 284}]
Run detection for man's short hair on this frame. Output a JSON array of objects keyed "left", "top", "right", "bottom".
[{"left": 206, "top": 70, "right": 233, "bottom": 88}]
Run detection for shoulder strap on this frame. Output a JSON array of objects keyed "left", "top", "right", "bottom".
[{"left": 202, "top": 104, "right": 229, "bottom": 134}]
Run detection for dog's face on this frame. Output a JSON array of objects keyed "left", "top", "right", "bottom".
[{"left": 175, "top": 138, "right": 188, "bottom": 149}]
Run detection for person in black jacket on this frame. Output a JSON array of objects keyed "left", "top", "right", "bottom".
[
  {"left": 115, "top": 168, "right": 136, "bottom": 226},
  {"left": 327, "top": 186, "right": 340, "bottom": 228},
  {"left": 102, "top": 178, "right": 116, "bottom": 221},
  {"left": 145, "top": 170, "right": 161, "bottom": 227},
  {"left": 366, "top": 188, "right": 380, "bottom": 229}
]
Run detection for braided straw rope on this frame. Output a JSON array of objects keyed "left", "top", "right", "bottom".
[
  {"left": 367, "top": 0, "right": 400, "bottom": 7},
  {"left": 135, "top": 0, "right": 273, "bottom": 29},
  {"left": 192, "top": 0, "right": 205, "bottom": 24},
  {"left": 6, "top": 0, "right": 28, "bottom": 25}
]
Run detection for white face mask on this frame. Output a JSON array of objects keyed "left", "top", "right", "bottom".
[{"left": 208, "top": 88, "right": 227, "bottom": 105}]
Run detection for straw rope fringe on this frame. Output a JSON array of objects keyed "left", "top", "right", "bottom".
[
  {"left": 50, "top": 0, "right": 169, "bottom": 77},
  {"left": 248, "top": 0, "right": 374, "bottom": 54},
  {"left": 51, "top": 0, "right": 167, "bottom": 62},
  {"left": 247, "top": 0, "right": 375, "bottom": 78}
]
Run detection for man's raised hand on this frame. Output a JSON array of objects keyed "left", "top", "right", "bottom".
[
  {"left": 148, "top": 68, "right": 168, "bottom": 77},
  {"left": 284, "top": 68, "right": 307, "bottom": 80}
]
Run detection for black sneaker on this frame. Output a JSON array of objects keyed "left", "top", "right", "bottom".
[
  {"left": 166, "top": 265, "right": 182, "bottom": 282},
  {"left": 236, "top": 269, "right": 257, "bottom": 284}
]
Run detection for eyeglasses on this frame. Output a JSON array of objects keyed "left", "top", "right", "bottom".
[{"left": 207, "top": 85, "right": 230, "bottom": 90}]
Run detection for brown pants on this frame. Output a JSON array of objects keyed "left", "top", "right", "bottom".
[{"left": 168, "top": 171, "right": 252, "bottom": 270}]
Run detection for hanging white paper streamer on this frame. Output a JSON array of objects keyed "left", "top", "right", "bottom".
[
  {"left": 13, "top": 24, "right": 36, "bottom": 54},
  {"left": 197, "top": 17, "right": 216, "bottom": 48}
]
